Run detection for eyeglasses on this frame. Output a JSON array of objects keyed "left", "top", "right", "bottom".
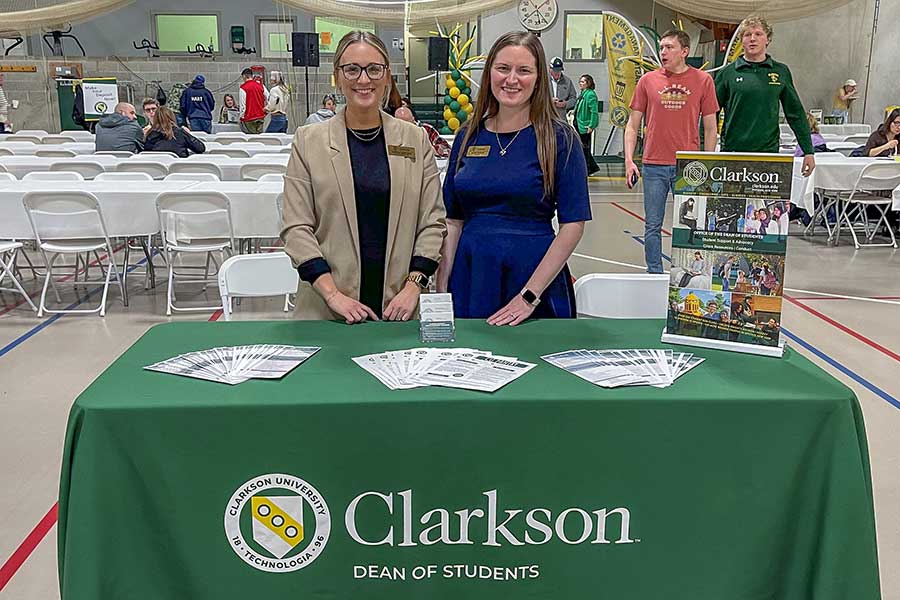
[{"left": 338, "top": 63, "right": 388, "bottom": 81}]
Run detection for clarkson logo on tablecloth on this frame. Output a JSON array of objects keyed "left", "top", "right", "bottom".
[
  {"left": 224, "top": 473, "right": 331, "bottom": 573},
  {"left": 224, "top": 473, "right": 638, "bottom": 577}
]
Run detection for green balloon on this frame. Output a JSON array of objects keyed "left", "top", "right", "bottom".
[
  {"left": 451, "top": 69, "right": 460, "bottom": 79},
  {"left": 450, "top": 100, "right": 461, "bottom": 112},
  {"left": 456, "top": 78, "right": 466, "bottom": 89},
  {"left": 438, "top": 120, "right": 446, "bottom": 129},
  {"left": 463, "top": 87, "right": 471, "bottom": 96},
  {"left": 443, "top": 95, "right": 452, "bottom": 105},
  {"left": 457, "top": 111, "right": 468, "bottom": 123},
  {"left": 441, "top": 126, "right": 453, "bottom": 135}
]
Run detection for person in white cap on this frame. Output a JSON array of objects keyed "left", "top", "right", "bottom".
[
  {"left": 831, "top": 79, "right": 858, "bottom": 123},
  {"left": 548, "top": 57, "right": 578, "bottom": 121}
]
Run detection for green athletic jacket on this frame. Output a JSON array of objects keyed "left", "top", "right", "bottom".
[
  {"left": 574, "top": 88, "right": 599, "bottom": 135},
  {"left": 715, "top": 55, "right": 814, "bottom": 155}
]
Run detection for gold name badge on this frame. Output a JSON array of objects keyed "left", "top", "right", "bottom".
[
  {"left": 388, "top": 145, "right": 416, "bottom": 162},
  {"left": 466, "top": 145, "right": 491, "bottom": 158}
]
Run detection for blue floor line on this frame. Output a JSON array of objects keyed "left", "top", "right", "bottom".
[
  {"left": 628, "top": 234, "right": 672, "bottom": 264},
  {"left": 624, "top": 229, "right": 900, "bottom": 412},
  {"left": 0, "top": 257, "right": 151, "bottom": 360}
]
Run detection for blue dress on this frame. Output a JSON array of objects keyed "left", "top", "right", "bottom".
[{"left": 442, "top": 122, "right": 591, "bottom": 318}]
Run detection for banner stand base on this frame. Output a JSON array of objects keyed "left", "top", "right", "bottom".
[{"left": 661, "top": 329, "right": 785, "bottom": 358}]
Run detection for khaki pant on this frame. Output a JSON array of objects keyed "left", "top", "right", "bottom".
[{"left": 240, "top": 119, "right": 264, "bottom": 134}]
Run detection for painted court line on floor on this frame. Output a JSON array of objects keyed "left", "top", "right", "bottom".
[
  {"left": 782, "top": 289, "right": 900, "bottom": 306},
  {"left": 571, "top": 253, "right": 644, "bottom": 270},
  {"left": 0, "top": 503, "right": 58, "bottom": 592}
]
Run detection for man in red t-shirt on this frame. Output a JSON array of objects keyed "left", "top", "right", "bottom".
[
  {"left": 624, "top": 30, "right": 719, "bottom": 274},
  {"left": 239, "top": 67, "right": 267, "bottom": 134}
]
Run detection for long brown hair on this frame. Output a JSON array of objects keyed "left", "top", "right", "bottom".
[
  {"left": 456, "top": 30, "right": 572, "bottom": 197},
  {"left": 152, "top": 105, "right": 177, "bottom": 140},
  {"left": 333, "top": 31, "right": 392, "bottom": 109},
  {"left": 880, "top": 108, "right": 900, "bottom": 136}
]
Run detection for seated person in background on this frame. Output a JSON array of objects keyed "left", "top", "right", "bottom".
[
  {"left": 144, "top": 105, "right": 206, "bottom": 158},
  {"left": 219, "top": 94, "right": 239, "bottom": 124},
  {"left": 305, "top": 94, "right": 337, "bottom": 124},
  {"left": 862, "top": 108, "right": 900, "bottom": 157},
  {"left": 795, "top": 112, "right": 828, "bottom": 156},
  {"left": 95, "top": 102, "right": 144, "bottom": 153},
  {"left": 394, "top": 106, "right": 451, "bottom": 159},
  {"left": 141, "top": 97, "right": 159, "bottom": 137}
]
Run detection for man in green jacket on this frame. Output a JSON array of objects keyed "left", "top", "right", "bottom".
[{"left": 715, "top": 15, "right": 815, "bottom": 177}]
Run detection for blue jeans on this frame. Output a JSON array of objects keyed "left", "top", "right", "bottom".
[
  {"left": 189, "top": 118, "right": 212, "bottom": 133},
  {"left": 641, "top": 164, "right": 675, "bottom": 274},
  {"left": 266, "top": 114, "right": 288, "bottom": 133}
]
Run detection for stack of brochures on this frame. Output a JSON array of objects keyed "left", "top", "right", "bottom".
[
  {"left": 144, "top": 345, "right": 321, "bottom": 385},
  {"left": 542, "top": 349, "right": 703, "bottom": 388},
  {"left": 353, "top": 347, "right": 535, "bottom": 393},
  {"left": 419, "top": 293, "right": 455, "bottom": 343}
]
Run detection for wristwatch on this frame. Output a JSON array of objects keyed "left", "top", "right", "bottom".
[
  {"left": 520, "top": 287, "right": 541, "bottom": 307},
  {"left": 406, "top": 273, "right": 429, "bottom": 290}
]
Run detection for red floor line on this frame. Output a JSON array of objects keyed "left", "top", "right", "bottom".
[
  {"left": 0, "top": 244, "right": 126, "bottom": 317},
  {"left": 0, "top": 502, "right": 58, "bottom": 592},
  {"left": 784, "top": 295, "right": 900, "bottom": 364},
  {"left": 208, "top": 309, "right": 223, "bottom": 322},
  {"left": 610, "top": 202, "right": 672, "bottom": 236}
]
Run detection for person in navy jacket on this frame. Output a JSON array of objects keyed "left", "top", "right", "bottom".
[{"left": 180, "top": 75, "right": 215, "bottom": 133}]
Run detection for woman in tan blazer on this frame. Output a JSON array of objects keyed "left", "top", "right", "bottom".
[{"left": 281, "top": 31, "right": 446, "bottom": 322}]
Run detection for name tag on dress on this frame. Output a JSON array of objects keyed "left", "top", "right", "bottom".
[
  {"left": 466, "top": 145, "right": 491, "bottom": 158},
  {"left": 388, "top": 145, "right": 416, "bottom": 162}
]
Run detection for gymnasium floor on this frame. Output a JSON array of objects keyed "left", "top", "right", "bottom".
[{"left": 1, "top": 180, "right": 898, "bottom": 599}]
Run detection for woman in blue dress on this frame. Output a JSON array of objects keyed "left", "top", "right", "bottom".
[{"left": 436, "top": 31, "right": 591, "bottom": 325}]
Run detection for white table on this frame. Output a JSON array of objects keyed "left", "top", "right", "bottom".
[
  {"left": 183, "top": 154, "right": 289, "bottom": 180},
  {"left": 0, "top": 142, "right": 96, "bottom": 155},
  {"left": 781, "top": 123, "right": 870, "bottom": 136},
  {"left": 0, "top": 155, "right": 123, "bottom": 179},
  {"left": 204, "top": 142, "right": 289, "bottom": 156},
  {"left": 791, "top": 155, "right": 899, "bottom": 214}
]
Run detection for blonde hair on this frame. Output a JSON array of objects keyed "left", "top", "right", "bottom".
[
  {"left": 806, "top": 111, "right": 819, "bottom": 134},
  {"left": 151, "top": 105, "right": 177, "bottom": 140},
  {"left": 739, "top": 15, "right": 773, "bottom": 42},
  {"left": 333, "top": 31, "right": 392, "bottom": 109},
  {"left": 456, "top": 31, "right": 572, "bottom": 198},
  {"left": 269, "top": 70, "right": 288, "bottom": 93}
]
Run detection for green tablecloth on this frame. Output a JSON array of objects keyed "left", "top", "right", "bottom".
[{"left": 58, "top": 319, "right": 881, "bottom": 599}]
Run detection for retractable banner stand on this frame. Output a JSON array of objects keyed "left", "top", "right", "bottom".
[{"left": 662, "top": 152, "right": 793, "bottom": 358}]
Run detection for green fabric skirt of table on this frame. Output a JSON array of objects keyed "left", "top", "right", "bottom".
[{"left": 57, "top": 318, "right": 881, "bottom": 599}]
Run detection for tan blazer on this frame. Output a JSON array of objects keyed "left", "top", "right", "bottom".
[{"left": 281, "top": 110, "right": 447, "bottom": 319}]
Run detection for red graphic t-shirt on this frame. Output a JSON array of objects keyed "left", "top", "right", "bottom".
[{"left": 630, "top": 67, "right": 719, "bottom": 166}]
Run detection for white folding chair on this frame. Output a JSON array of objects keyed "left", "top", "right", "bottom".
[
  {"left": 23, "top": 171, "right": 85, "bottom": 181},
  {"left": 94, "top": 172, "right": 154, "bottom": 182},
  {"left": 164, "top": 172, "right": 220, "bottom": 182},
  {"left": 64, "top": 130, "right": 95, "bottom": 141},
  {"left": 257, "top": 173, "right": 285, "bottom": 183},
  {"left": 15, "top": 130, "right": 48, "bottom": 136},
  {"left": 842, "top": 134, "right": 871, "bottom": 147},
  {"left": 247, "top": 136, "right": 284, "bottom": 146},
  {"left": 278, "top": 146, "right": 292, "bottom": 154},
  {"left": 574, "top": 274, "right": 669, "bottom": 319},
  {"left": 156, "top": 191, "right": 236, "bottom": 315},
  {"left": 141, "top": 151, "right": 180, "bottom": 158},
  {"left": 94, "top": 150, "right": 134, "bottom": 158},
  {"left": 214, "top": 136, "right": 248, "bottom": 145},
  {"left": 240, "top": 163, "right": 286, "bottom": 181},
  {"left": 41, "top": 135, "right": 78, "bottom": 144},
  {"left": 208, "top": 147, "right": 251, "bottom": 158},
  {"left": 0, "top": 241, "right": 37, "bottom": 312},
  {"left": 218, "top": 252, "right": 297, "bottom": 320},
  {"left": 22, "top": 191, "right": 124, "bottom": 317},
  {"left": 49, "top": 160, "right": 105, "bottom": 179},
  {"left": 6, "top": 135, "right": 42, "bottom": 144},
  {"left": 0, "top": 172, "right": 16, "bottom": 181},
  {"left": 0, "top": 148, "right": 14, "bottom": 156},
  {"left": 35, "top": 149, "right": 78, "bottom": 158},
  {"left": 168, "top": 162, "right": 224, "bottom": 179},
  {"left": 836, "top": 162, "right": 900, "bottom": 248},
  {"left": 116, "top": 161, "right": 169, "bottom": 179}
]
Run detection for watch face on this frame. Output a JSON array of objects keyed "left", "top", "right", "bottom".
[{"left": 518, "top": 0, "right": 557, "bottom": 32}]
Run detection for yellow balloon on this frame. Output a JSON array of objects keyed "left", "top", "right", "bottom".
[
  {"left": 448, "top": 117, "right": 460, "bottom": 130},
  {"left": 464, "top": 102, "right": 474, "bottom": 114},
  {"left": 457, "top": 94, "right": 469, "bottom": 106},
  {"left": 443, "top": 108, "right": 453, "bottom": 120},
  {"left": 446, "top": 78, "right": 455, "bottom": 89},
  {"left": 449, "top": 87, "right": 460, "bottom": 99}
]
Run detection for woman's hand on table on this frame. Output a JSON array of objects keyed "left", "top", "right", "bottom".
[
  {"left": 326, "top": 291, "right": 379, "bottom": 324},
  {"left": 487, "top": 294, "right": 535, "bottom": 327},
  {"left": 383, "top": 282, "right": 421, "bottom": 321}
]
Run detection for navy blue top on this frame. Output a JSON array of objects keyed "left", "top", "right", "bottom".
[{"left": 442, "top": 122, "right": 592, "bottom": 224}]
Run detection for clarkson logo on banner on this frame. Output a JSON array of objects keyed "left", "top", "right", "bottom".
[{"left": 602, "top": 12, "right": 642, "bottom": 129}]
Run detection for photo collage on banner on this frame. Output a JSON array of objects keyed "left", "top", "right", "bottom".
[{"left": 663, "top": 152, "right": 793, "bottom": 357}]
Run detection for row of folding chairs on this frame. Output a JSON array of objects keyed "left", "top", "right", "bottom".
[
  {"left": 0, "top": 161, "right": 287, "bottom": 180},
  {"left": 2, "top": 188, "right": 285, "bottom": 318}
]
